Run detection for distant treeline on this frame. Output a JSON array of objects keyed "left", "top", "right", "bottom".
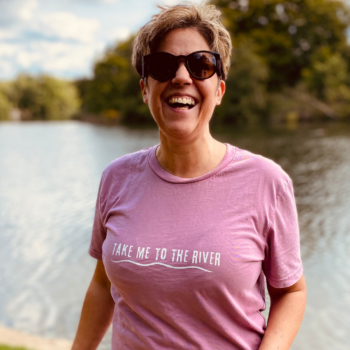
[
  {"left": 1, "top": 0, "right": 350, "bottom": 125},
  {"left": 0, "top": 75, "right": 79, "bottom": 121}
]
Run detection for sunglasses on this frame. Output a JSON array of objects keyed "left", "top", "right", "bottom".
[{"left": 142, "top": 50, "right": 224, "bottom": 82}]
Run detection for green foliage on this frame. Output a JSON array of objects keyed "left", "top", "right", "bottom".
[
  {"left": 75, "top": 0, "right": 350, "bottom": 125},
  {"left": 76, "top": 36, "right": 153, "bottom": 125},
  {"left": 267, "top": 84, "right": 337, "bottom": 124},
  {"left": 0, "top": 83, "right": 13, "bottom": 121},
  {"left": 0, "top": 345, "right": 32, "bottom": 350},
  {"left": 212, "top": 0, "right": 350, "bottom": 90},
  {"left": 302, "top": 47, "right": 350, "bottom": 118},
  {"left": 214, "top": 41, "right": 268, "bottom": 125},
  {"left": 10, "top": 75, "right": 80, "bottom": 120}
]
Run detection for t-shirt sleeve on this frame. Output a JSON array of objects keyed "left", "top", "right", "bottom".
[
  {"left": 89, "top": 173, "right": 107, "bottom": 260},
  {"left": 263, "top": 178, "right": 303, "bottom": 288}
]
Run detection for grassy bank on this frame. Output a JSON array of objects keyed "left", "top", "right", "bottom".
[
  {"left": 0, "top": 346, "right": 32, "bottom": 350},
  {"left": 0, "top": 325, "right": 72, "bottom": 350}
]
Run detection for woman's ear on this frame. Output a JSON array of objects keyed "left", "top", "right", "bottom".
[
  {"left": 140, "top": 79, "right": 148, "bottom": 103},
  {"left": 215, "top": 80, "right": 226, "bottom": 106}
]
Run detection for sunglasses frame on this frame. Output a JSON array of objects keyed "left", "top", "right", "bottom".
[{"left": 142, "top": 50, "right": 225, "bottom": 82}]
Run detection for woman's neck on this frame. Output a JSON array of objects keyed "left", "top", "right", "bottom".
[{"left": 156, "top": 132, "right": 227, "bottom": 178}]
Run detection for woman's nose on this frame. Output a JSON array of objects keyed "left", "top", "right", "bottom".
[{"left": 172, "top": 61, "right": 192, "bottom": 85}]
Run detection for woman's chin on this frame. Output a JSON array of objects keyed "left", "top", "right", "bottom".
[
  {"left": 161, "top": 121, "right": 199, "bottom": 141},
  {"left": 154, "top": 105, "right": 209, "bottom": 142}
]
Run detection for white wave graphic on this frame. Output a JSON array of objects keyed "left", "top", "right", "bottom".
[{"left": 111, "top": 259, "right": 213, "bottom": 273}]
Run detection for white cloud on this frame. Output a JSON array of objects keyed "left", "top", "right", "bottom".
[
  {"left": 0, "top": 39, "right": 102, "bottom": 79},
  {"left": 159, "top": 0, "right": 181, "bottom": 5},
  {"left": 32, "top": 41, "right": 98, "bottom": 73},
  {"left": 0, "top": 43, "right": 19, "bottom": 57},
  {"left": 0, "top": 60, "right": 17, "bottom": 79},
  {"left": 111, "top": 27, "right": 131, "bottom": 41},
  {"left": 0, "top": 0, "right": 195, "bottom": 79},
  {"left": 16, "top": 50, "right": 43, "bottom": 68},
  {"left": 0, "top": 0, "right": 29, "bottom": 25},
  {"left": 34, "top": 12, "right": 100, "bottom": 43},
  {"left": 0, "top": 29, "right": 17, "bottom": 40},
  {"left": 19, "top": 0, "right": 38, "bottom": 20},
  {"left": 0, "top": 1, "right": 104, "bottom": 78},
  {"left": 159, "top": 0, "right": 203, "bottom": 5}
]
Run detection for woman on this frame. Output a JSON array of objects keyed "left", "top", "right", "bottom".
[{"left": 72, "top": 4, "right": 306, "bottom": 350}]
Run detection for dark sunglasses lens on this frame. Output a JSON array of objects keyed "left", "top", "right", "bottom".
[
  {"left": 147, "top": 53, "right": 178, "bottom": 81},
  {"left": 188, "top": 52, "right": 216, "bottom": 79}
]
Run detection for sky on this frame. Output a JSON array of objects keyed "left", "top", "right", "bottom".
[{"left": 0, "top": 0, "right": 203, "bottom": 80}]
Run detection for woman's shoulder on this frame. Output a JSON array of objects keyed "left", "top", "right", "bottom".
[
  {"left": 102, "top": 145, "right": 154, "bottom": 180},
  {"left": 229, "top": 145, "right": 293, "bottom": 194}
]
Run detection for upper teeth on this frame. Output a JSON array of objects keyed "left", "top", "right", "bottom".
[{"left": 169, "top": 97, "right": 195, "bottom": 105}]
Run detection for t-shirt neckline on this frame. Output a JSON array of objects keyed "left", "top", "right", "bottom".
[{"left": 148, "top": 143, "right": 236, "bottom": 184}]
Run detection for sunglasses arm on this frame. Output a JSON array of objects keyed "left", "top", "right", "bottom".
[
  {"left": 141, "top": 57, "right": 146, "bottom": 80},
  {"left": 217, "top": 59, "right": 224, "bottom": 80}
]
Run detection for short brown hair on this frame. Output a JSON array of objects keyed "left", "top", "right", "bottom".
[{"left": 132, "top": 3, "right": 232, "bottom": 80}]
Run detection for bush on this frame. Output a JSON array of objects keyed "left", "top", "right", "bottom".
[
  {"left": 76, "top": 37, "right": 154, "bottom": 126},
  {"left": 10, "top": 74, "right": 80, "bottom": 120},
  {"left": 212, "top": 0, "right": 350, "bottom": 90},
  {"left": 267, "top": 84, "right": 337, "bottom": 124},
  {"left": 0, "top": 345, "right": 32, "bottom": 350},
  {"left": 0, "top": 85, "right": 12, "bottom": 121},
  {"left": 214, "top": 41, "right": 268, "bottom": 126},
  {"left": 302, "top": 48, "right": 350, "bottom": 118}
]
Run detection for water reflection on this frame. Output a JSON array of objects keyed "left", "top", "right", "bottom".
[
  {"left": 217, "top": 125, "right": 350, "bottom": 350},
  {"left": 0, "top": 121, "right": 349, "bottom": 350}
]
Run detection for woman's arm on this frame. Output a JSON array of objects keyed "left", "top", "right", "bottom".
[
  {"left": 258, "top": 274, "right": 307, "bottom": 350},
  {"left": 72, "top": 260, "right": 115, "bottom": 350}
]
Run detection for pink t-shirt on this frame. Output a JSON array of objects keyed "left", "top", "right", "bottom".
[{"left": 89, "top": 143, "right": 303, "bottom": 350}]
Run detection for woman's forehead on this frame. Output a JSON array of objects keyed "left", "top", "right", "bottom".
[{"left": 156, "top": 28, "right": 210, "bottom": 55}]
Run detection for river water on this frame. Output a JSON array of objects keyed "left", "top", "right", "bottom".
[{"left": 0, "top": 121, "right": 349, "bottom": 350}]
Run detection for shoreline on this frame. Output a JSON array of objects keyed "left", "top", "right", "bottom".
[{"left": 0, "top": 325, "right": 72, "bottom": 350}]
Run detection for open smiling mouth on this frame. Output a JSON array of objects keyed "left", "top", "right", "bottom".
[{"left": 167, "top": 97, "right": 196, "bottom": 110}]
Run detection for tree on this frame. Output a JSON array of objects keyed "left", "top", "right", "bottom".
[
  {"left": 77, "top": 36, "right": 153, "bottom": 125},
  {"left": 0, "top": 83, "right": 12, "bottom": 121},
  {"left": 10, "top": 74, "right": 80, "bottom": 120},
  {"left": 302, "top": 47, "right": 350, "bottom": 118},
  {"left": 211, "top": 0, "right": 350, "bottom": 90},
  {"left": 214, "top": 40, "right": 269, "bottom": 125}
]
